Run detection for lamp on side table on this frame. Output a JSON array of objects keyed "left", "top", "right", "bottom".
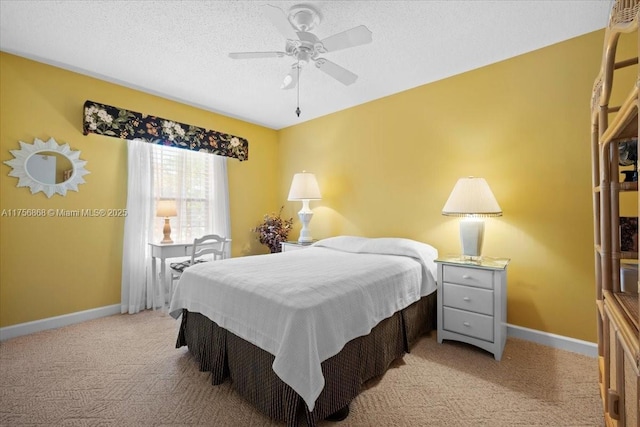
[
  {"left": 156, "top": 200, "right": 177, "bottom": 244},
  {"left": 287, "top": 171, "right": 322, "bottom": 243}
]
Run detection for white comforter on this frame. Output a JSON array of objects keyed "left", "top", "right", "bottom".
[{"left": 169, "top": 236, "right": 438, "bottom": 411}]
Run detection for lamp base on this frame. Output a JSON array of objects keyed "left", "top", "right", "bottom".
[
  {"left": 459, "top": 218, "right": 485, "bottom": 257},
  {"left": 161, "top": 218, "right": 173, "bottom": 244},
  {"left": 297, "top": 200, "right": 314, "bottom": 243}
]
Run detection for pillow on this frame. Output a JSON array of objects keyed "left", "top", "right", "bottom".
[
  {"left": 311, "top": 236, "right": 370, "bottom": 253},
  {"left": 313, "top": 235, "right": 439, "bottom": 296},
  {"left": 313, "top": 235, "right": 438, "bottom": 262},
  {"left": 361, "top": 237, "right": 438, "bottom": 261}
]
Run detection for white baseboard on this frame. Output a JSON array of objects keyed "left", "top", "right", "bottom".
[
  {"left": 0, "top": 306, "right": 599, "bottom": 358},
  {"left": 0, "top": 304, "right": 121, "bottom": 341},
  {"left": 508, "top": 323, "right": 597, "bottom": 358}
]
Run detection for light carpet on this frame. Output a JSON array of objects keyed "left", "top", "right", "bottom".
[{"left": 0, "top": 310, "right": 602, "bottom": 426}]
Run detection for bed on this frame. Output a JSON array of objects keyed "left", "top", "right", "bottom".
[{"left": 169, "top": 236, "right": 438, "bottom": 426}]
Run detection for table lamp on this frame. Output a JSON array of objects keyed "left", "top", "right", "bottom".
[
  {"left": 442, "top": 177, "right": 502, "bottom": 257},
  {"left": 156, "top": 200, "right": 177, "bottom": 244},
  {"left": 287, "top": 171, "right": 322, "bottom": 243}
]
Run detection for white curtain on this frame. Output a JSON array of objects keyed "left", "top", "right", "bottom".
[
  {"left": 121, "top": 139, "right": 155, "bottom": 314},
  {"left": 212, "top": 155, "right": 231, "bottom": 258},
  {"left": 121, "top": 140, "right": 231, "bottom": 314}
]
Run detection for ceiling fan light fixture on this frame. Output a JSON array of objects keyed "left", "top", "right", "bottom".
[
  {"left": 281, "top": 72, "right": 295, "bottom": 90},
  {"left": 281, "top": 75, "right": 293, "bottom": 89},
  {"left": 281, "top": 63, "right": 302, "bottom": 90}
]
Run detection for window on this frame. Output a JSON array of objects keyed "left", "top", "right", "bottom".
[{"left": 151, "top": 144, "right": 221, "bottom": 243}]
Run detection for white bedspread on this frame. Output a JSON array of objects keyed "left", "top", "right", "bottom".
[{"left": 169, "top": 236, "right": 437, "bottom": 411}]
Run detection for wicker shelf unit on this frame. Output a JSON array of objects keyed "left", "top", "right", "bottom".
[{"left": 591, "top": 1, "right": 639, "bottom": 426}]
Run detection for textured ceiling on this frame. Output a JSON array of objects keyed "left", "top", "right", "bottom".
[{"left": 0, "top": 1, "right": 612, "bottom": 130}]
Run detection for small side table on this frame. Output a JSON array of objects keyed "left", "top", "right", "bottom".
[
  {"left": 436, "top": 256, "right": 510, "bottom": 361},
  {"left": 149, "top": 242, "right": 193, "bottom": 310},
  {"left": 280, "top": 241, "right": 315, "bottom": 252}
]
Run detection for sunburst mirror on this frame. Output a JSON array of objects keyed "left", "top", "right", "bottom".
[{"left": 3, "top": 137, "right": 90, "bottom": 198}]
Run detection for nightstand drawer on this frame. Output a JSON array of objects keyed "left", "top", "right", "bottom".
[
  {"left": 443, "top": 282, "right": 493, "bottom": 315},
  {"left": 443, "top": 265, "right": 493, "bottom": 290},
  {"left": 443, "top": 307, "right": 494, "bottom": 342}
]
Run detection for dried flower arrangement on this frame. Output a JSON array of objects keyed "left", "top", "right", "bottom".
[{"left": 252, "top": 206, "right": 294, "bottom": 253}]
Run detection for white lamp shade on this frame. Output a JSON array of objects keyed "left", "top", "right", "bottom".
[
  {"left": 287, "top": 171, "right": 322, "bottom": 201},
  {"left": 442, "top": 177, "right": 502, "bottom": 217},
  {"left": 156, "top": 200, "right": 177, "bottom": 217}
]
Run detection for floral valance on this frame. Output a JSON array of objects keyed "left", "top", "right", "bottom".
[{"left": 82, "top": 100, "right": 248, "bottom": 161}]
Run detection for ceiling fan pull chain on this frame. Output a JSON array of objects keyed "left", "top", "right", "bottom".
[{"left": 295, "top": 60, "right": 301, "bottom": 117}]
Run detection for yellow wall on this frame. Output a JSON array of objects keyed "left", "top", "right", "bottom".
[
  {"left": 0, "top": 53, "right": 279, "bottom": 327},
  {"left": 277, "top": 29, "right": 637, "bottom": 343}
]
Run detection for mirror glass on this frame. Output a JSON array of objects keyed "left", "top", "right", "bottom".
[
  {"left": 25, "top": 151, "right": 74, "bottom": 185},
  {"left": 4, "top": 137, "right": 90, "bottom": 198}
]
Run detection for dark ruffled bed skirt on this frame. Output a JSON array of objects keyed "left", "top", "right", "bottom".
[{"left": 176, "top": 293, "right": 436, "bottom": 427}]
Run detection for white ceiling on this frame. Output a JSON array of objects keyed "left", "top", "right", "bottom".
[{"left": 0, "top": 1, "right": 612, "bottom": 130}]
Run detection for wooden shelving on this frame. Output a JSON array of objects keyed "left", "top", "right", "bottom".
[
  {"left": 591, "top": 0, "right": 640, "bottom": 426},
  {"left": 590, "top": 1, "right": 639, "bottom": 425}
]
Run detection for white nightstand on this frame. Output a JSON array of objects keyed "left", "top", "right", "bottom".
[
  {"left": 436, "top": 256, "right": 510, "bottom": 361},
  {"left": 280, "top": 241, "right": 315, "bottom": 252}
]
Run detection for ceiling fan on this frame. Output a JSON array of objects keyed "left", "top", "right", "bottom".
[{"left": 229, "top": 4, "right": 372, "bottom": 93}]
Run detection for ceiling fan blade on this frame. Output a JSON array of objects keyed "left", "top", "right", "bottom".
[
  {"left": 281, "top": 66, "right": 301, "bottom": 90},
  {"left": 262, "top": 4, "right": 299, "bottom": 41},
  {"left": 319, "top": 25, "right": 372, "bottom": 53},
  {"left": 229, "top": 51, "right": 286, "bottom": 59},
  {"left": 314, "top": 58, "right": 358, "bottom": 86}
]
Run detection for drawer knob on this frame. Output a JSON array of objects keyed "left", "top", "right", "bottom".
[
  {"left": 463, "top": 297, "right": 471, "bottom": 301},
  {"left": 462, "top": 274, "right": 471, "bottom": 279},
  {"left": 463, "top": 321, "right": 471, "bottom": 327}
]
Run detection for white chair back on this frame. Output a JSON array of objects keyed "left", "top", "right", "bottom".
[{"left": 190, "top": 234, "right": 230, "bottom": 262}]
